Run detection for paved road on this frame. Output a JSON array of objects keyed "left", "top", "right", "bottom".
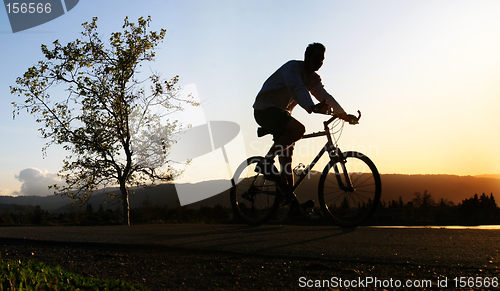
[{"left": 0, "top": 224, "right": 498, "bottom": 269}]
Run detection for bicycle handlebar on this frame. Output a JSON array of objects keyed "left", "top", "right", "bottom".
[
  {"left": 343, "top": 110, "right": 361, "bottom": 124},
  {"left": 320, "top": 109, "right": 361, "bottom": 125}
]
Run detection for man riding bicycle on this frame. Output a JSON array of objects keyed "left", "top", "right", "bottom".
[{"left": 253, "top": 42, "right": 354, "bottom": 214}]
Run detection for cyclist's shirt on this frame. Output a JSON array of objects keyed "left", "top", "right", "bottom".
[{"left": 253, "top": 60, "right": 345, "bottom": 115}]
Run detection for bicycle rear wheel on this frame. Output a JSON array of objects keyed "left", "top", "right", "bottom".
[
  {"left": 318, "top": 151, "right": 381, "bottom": 228},
  {"left": 230, "top": 156, "right": 281, "bottom": 226}
]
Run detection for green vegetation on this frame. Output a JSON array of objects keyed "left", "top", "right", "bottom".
[{"left": 0, "top": 259, "right": 147, "bottom": 291}]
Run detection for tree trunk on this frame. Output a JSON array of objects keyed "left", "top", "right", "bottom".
[{"left": 120, "top": 183, "right": 130, "bottom": 226}]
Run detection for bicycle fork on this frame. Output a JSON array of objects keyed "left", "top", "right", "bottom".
[{"left": 330, "top": 148, "right": 355, "bottom": 192}]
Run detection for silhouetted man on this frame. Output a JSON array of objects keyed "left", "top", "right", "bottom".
[{"left": 253, "top": 42, "right": 348, "bottom": 204}]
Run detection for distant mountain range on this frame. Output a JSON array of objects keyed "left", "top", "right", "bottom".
[
  {"left": 0, "top": 184, "right": 181, "bottom": 213},
  {"left": 1, "top": 174, "right": 499, "bottom": 212}
]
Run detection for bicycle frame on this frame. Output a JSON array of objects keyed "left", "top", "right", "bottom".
[{"left": 290, "top": 115, "right": 353, "bottom": 194}]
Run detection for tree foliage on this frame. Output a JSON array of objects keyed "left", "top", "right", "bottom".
[{"left": 10, "top": 16, "right": 197, "bottom": 225}]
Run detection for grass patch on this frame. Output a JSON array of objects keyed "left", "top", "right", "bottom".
[{"left": 0, "top": 259, "right": 148, "bottom": 291}]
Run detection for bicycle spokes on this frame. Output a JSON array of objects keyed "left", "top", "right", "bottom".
[
  {"left": 230, "top": 157, "right": 281, "bottom": 226},
  {"left": 319, "top": 152, "right": 381, "bottom": 227}
]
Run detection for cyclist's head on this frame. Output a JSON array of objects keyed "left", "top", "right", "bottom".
[{"left": 304, "top": 42, "right": 325, "bottom": 72}]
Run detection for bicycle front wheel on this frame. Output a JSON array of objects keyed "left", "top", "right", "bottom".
[
  {"left": 318, "top": 151, "right": 381, "bottom": 228},
  {"left": 230, "top": 156, "right": 281, "bottom": 226}
]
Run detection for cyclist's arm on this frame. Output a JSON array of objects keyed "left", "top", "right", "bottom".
[
  {"left": 281, "top": 61, "right": 315, "bottom": 111},
  {"left": 308, "top": 81, "right": 346, "bottom": 116}
]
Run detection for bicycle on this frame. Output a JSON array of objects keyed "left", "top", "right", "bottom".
[{"left": 230, "top": 110, "right": 381, "bottom": 227}]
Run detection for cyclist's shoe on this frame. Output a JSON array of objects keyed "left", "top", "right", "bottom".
[
  {"left": 255, "top": 158, "right": 280, "bottom": 181},
  {"left": 287, "top": 200, "right": 315, "bottom": 222},
  {"left": 301, "top": 200, "right": 315, "bottom": 213}
]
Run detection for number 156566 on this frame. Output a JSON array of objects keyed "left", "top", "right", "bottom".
[{"left": 6, "top": 3, "right": 52, "bottom": 14}]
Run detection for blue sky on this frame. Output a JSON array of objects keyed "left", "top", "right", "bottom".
[{"left": 1, "top": 0, "right": 500, "bottom": 196}]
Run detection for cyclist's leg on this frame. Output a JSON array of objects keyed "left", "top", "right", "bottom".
[
  {"left": 265, "top": 118, "right": 304, "bottom": 163},
  {"left": 275, "top": 121, "right": 316, "bottom": 218},
  {"left": 278, "top": 145, "right": 294, "bottom": 188},
  {"left": 254, "top": 108, "right": 304, "bottom": 179}
]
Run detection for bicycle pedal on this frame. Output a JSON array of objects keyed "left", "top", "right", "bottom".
[{"left": 301, "top": 200, "right": 315, "bottom": 211}]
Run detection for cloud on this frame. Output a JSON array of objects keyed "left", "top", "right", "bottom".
[{"left": 14, "top": 168, "right": 61, "bottom": 196}]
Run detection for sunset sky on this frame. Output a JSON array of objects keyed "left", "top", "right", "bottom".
[{"left": 1, "top": 1, "right": 499, "bottom": 196}]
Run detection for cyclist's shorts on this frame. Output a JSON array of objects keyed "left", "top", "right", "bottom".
[{"left": 254, "top": 107, "right": 295, "bottom": 140}]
